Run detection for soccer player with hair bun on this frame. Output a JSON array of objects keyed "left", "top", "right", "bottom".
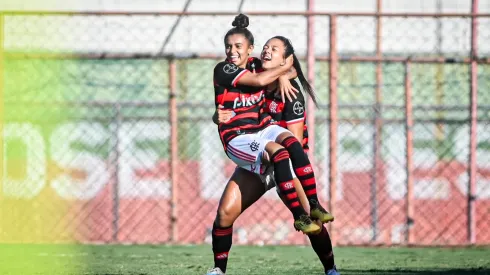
[{"left": 206, "top": 14, "right": 339, "bottom": 275}]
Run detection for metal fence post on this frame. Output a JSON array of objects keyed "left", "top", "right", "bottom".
[
  {"left": 404, "top": 60, "right": 414, "bottom": 244},
  {"left": 169, "top": 57, "right": 179, "bottom": 243},
  {"left": 468, "top": 0, "right": 479, "bottom": 245},
  {"left": 328, "top": 14, "right": 338, "bottom": 244},
  {"left": 371, "top": 0, "right": 383, "bottom": 242},
  {"left": 306, "top": 0, "right": 316, "bottom": 161},
  {"left": 111, "top": 103, "right": 122, "bottom": 243}
]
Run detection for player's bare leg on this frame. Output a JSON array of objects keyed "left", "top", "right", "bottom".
[{"left": 208, "top": 168, "right": 267, "bottom": 275}]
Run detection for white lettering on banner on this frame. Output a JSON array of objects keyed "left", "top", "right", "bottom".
[
  {"left": 199, "top": 122, "right": 227, "bottom": 200},
  {"left": 338, "top": 124, "right": 374, "bottom": 172},
  {"left": 385, "top": 125, "right": 407, "bottom": 200},
  {"left": 380, "top": 123, "right": 490, "bottom": 200},
  {"left": 458, "top": 173, "right": 490, "bottom": 199},
  {"left": 3, "top": 121, "right": 171, "bottom": 200},
  {"left": 3, "top": 123, "right": 46, "bottom": 198},
  {"left": 336, "top": 124, "right": 375, "bottom": 200},
  {"left": 118, "top": 121, "right": 170, "bottom": 198},
  {"left": 415, "top": 179, "right": 450, "bottom": 199},
  {"left": 454, "top": 124, "right": 490, "bottom": 198},
  {"left": 50, "top": 122, "right": 110, "bottom": 200},
  {"left": 384, "top": 124, "right": 450, "bottom": 200},
  {"left": 333, "top": 123, "right": 490, "bottom": 201},
  {"left": 391, "top": 224, "right": 407, "bottom": 244},
  {"left": 3, "top": 121, "right": 490, "bottom": 201},
  {"left": 412, "top": 124, "right": 440, "bottom": 169}
]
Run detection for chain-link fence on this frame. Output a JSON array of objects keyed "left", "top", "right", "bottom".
[{"left": 1, "top": 8, "right": 489, "bottom": 246}]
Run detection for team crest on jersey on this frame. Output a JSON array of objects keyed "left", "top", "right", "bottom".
[
  {"left": 249, "top": 141, "right": 260, "bottom": 152},
  {"left": 293, "top": 101, "right": 304, "bottom": 115},
  {"left": 269, "top": 101, "right": 278, "bottom": 113},
  {"left": 223, "top": 63, "right": 239, "bottom": 74}
]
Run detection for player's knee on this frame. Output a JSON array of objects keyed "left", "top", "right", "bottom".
[
  {"left": 265, "top": 141, "right": 285, "bottom": 155},
  {"left": 280, "top": 135, "right": 302, "bottom": 149},
  {"left": 276, "top": 132, "right": 293, "bottom": 144},
  {"left": 216, "top": 206, "right": 238, "bottom": 227}
]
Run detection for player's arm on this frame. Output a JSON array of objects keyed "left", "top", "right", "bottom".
[
  {"left": 213, "top": 81, "right": 231, "bottom": 125},
  {"left": 213, "top": 83, "right": 224, "bottom": 124},
  {"left": 252, "top": 56, "right": 297, "bottom": 79},
  {"left": 277, "top": 67, "right": 299, "bottom": 103},
  {"left": 236, "top": 55, "right": 294, "bottom": 87},
  {"left": 283, "top": 66, "right": 297, "bottom": 80},
  {"left": 212, "top": 109, "right": 219, "bottom": 125},
  {"left": 252, "top": 58, "right": 298, "bottom": 102},
  {"left": 212, "top": 105, "right": 234, "bottom": 125}
]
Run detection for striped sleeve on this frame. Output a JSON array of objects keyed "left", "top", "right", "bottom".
[{"left": 214, "top": 61, "right": 249, "bottom": 88}]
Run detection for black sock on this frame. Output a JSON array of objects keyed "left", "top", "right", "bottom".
[
  {"left": 212, "top": 223, "right": 233, "bottom": 272},
  {"left": 307, "top": 225, "right": 335, "bottom": 272},
  {"left": 271, "top": 148, "right": 305, "bottom": 219},
  {"left": 281, "top": 136, "right": 319, "bottom": 203}
]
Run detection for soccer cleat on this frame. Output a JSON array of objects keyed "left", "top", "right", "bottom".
[
  {"left": 294, "top": 214, "right": 321, "bottom": 234},
  {"left": 309, "top": 199, "right": 335, "bottom": 223},
  {"left": 326, "top": 265, "right": 340, "bottom": 275},
  {"left": 205, "top": 267, "right": 225, "bottom": 275}
]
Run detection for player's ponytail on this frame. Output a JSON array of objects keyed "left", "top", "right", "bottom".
[
  {"left": 271, "top": 36, "right": 318, "bottom": 107},
  {"left": 224, "top": 14, "right": 255, "bottom": 46},
  {"left": 292, "top": 53, "right": 318, "bottom": 106}
]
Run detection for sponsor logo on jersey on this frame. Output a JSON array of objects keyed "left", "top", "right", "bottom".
[
  {"left": 293, "top": 101, "right": 304, "bottom": 115},
  {"left": 223, "top": 63, "right": 239, "bottom": 74},
  {"left": 232, "top": 91, "right": 264, "bottom": 109}
]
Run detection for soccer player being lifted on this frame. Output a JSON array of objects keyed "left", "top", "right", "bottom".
[{"left": 206, "top": 14, "right": 338, "bottom": 275}]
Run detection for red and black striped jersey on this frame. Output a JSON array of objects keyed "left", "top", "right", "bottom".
[
  {"left": 213, "top": 58, "right": 271, "bottom": 148},
  {"left": 264, "top": 80, "right": 309, "bottom": 151}
]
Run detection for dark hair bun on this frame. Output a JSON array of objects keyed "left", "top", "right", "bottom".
[{"left": 232, "top": 14, "right": 249, "bottom": 29}]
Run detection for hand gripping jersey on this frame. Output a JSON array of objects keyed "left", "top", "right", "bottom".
[
  {"left": 213, "top": 58, "right": 271, "bottom": 149},
  {"left": 264, "top": 80, "right": 310, "bottom": 151}
]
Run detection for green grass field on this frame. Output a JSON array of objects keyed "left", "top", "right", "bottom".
[{"left": 1, "top": 244, "right": 489, "bottom": 275}]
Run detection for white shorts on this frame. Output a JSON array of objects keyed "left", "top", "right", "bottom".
[{"left": 226, "top": 125, "right": 291, "bottom": 175}]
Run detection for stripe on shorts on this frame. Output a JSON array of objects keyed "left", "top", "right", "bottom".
[{"left": 227, "top": 145, "right": 257, "bottom": 163}]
